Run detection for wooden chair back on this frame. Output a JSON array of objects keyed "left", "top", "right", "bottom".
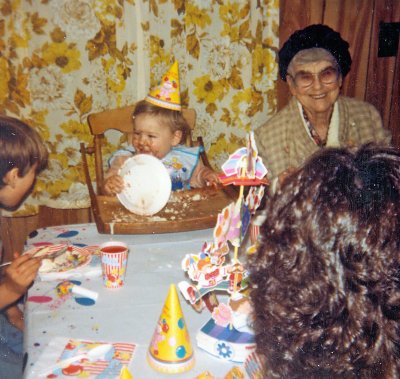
[{"left": 86, "top": 105, "right": 199, "bottom": 195}]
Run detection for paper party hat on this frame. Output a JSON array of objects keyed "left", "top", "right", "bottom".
[
  {"left": 145, "top": 61, "right": 182, "bottom": 111},
  {"left": 119, "top": 365, "right": 133, "bottom": 379},
  {"left": 147, "top": 284, "right": 194, "bottom": 373},
  {"left": 195, "top": 371, "right": 215, "bottom": 379}
]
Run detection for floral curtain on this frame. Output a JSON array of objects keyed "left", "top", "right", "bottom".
[{"left": 0, "top": 0, "right": 279, "bottom": 216}]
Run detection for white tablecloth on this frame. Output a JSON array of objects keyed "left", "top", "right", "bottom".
[{"left": 23, "top": 223, "right": 239, "bottom": 379}]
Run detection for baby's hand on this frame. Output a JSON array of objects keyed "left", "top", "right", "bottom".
[
  {"left": 203, "top": 170, "right": 221, "bottom": 188},
  {"left": 4, "top": 253, "right": 41, "bottom": 297},
  {"left": 104, "top": 175, "right": 124, "bottom": 196}
]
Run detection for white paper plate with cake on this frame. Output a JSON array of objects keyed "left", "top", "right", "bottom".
[
  {"left": 26, "top": 244, "right": 92, "bottom": 280},
  {"left": 117, "top": 154, "right": 172, "bottom": 216}
]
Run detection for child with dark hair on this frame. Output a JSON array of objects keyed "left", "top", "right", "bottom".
[
  {"left": 249, "top": 144, "right": 400, "bottom": 378},
  {"left": 0, "top": 115, "right": 48, "bottom": 378}
]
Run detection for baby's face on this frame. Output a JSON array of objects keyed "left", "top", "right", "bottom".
[{"left": 132, "top": 114, "right": 181, "bottom": 159}]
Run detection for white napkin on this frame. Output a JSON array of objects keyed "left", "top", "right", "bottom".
[
  {"left": 26, "top": 336, "right": 136, "bottom": 379},
  {"left": 25, "top": 337, "right": 70, "bottom": 378}
]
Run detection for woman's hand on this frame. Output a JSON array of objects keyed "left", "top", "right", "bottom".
[{"left": 104, "top": 175, "right": 125, "bottom": 196}]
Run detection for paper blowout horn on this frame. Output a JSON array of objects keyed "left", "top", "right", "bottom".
[
  {"left": 145, "top": 61, "right": 181, "bottom": 111},
  {"left": 147, "top": 284, "right": 195, "bottom": 373}
]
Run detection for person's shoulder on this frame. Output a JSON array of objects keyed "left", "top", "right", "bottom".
[
  {"left": 171, "top": 144, "right": 201, "bottom": 154},
  {"left": 339, "top": 96, "right": 391, "bottom": 143},
  {"left": 338, "top": 96, "right": 379, "bottom": 113},
  {"left": 256, "top": 98, "right": 296, "bottom": 134}
]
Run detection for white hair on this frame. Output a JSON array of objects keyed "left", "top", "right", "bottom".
[{"left": 287, "top": 47, "right": 338, "bottom": 75}]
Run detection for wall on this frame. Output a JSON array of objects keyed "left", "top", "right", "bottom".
[{"left": 0, "top": 1, "right": 279, "bottom": 215}]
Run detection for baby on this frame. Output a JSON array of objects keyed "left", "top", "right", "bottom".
[{"left": 104, "top": 62, "right": 219, "bottom": 196}]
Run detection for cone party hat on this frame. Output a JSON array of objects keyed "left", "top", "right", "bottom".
[
  {"left": 145, "top": 61, "right": 181, "bottom": 111},
  {"left": 147, "top": 284, "right": 194, "bottom": 373},
  {"left": 119, "top": 365, "right": 133, "bottom": 379}
]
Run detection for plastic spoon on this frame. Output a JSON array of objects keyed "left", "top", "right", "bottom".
[{"left": 40, "top": 343, "right": 113, "bottom": 376}]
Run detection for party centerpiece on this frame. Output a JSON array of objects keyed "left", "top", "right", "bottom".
[{"left": 178, "top": 132, "right": 268, "bottom": 363}]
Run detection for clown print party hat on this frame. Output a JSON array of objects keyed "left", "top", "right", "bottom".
[
  {"left": 147, "top": 284, "right": 194, "bottom": 373},
  {"left": 145, "top": 61, "right": 182, "bottom": 111}
]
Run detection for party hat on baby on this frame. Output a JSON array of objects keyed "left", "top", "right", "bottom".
[
  {"left": 145, "top": 61, "right": 181, "bottom": 111},
  {"left": 147, "top": 284, "right": 194, "bottom": 373}
]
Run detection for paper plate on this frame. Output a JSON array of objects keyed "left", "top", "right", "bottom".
[
  {"left": 117, "top": 154, "right": 172, "bottom": 216},
  {"left": 26, "top": 244, "right": 92, "bottom": 273}
]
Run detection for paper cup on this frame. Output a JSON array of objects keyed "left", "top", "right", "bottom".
[
  {"left": 250, "top": 213, "right": 267, "bottom": 245},
  {"left": 100, "top": 241, "right": 129, "bottom": 288}
]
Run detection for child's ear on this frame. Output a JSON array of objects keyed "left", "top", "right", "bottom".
[
  {"left": 4, "top": 168, "right": 19, "bottom": 189},
  {"left": 172, "top": 130, "right": 183, "bottom": 146}
]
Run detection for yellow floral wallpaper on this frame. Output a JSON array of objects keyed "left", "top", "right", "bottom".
[{"left": 0, "top": 0, "right": 278, "bottom": 216}]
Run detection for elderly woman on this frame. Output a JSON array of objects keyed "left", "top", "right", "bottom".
[{"left": 255, "top": 24, "right": 391, "bottom": 185}]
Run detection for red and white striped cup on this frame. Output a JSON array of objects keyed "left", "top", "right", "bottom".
[
  {"left": 99, "top": 241, "right": 129, "bottom": 288},
  {"left": 250, "top": 213, "right": 267, "bottom": 245}
]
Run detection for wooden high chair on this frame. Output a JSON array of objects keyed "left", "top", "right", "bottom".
[{"left": 80, "top": 104, "right": 234, "bottom": 235}]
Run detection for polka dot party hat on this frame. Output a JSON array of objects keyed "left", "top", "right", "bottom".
[
  {"left": 147, "top": 283, "right": 194, "bottom": 373},
  {"left": 145, "top": 61, "right": 182, "bottom": 111}
]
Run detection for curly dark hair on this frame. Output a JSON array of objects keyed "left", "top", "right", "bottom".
[{"left": 249, "top": 144, "right": 400, "bottom": 379}]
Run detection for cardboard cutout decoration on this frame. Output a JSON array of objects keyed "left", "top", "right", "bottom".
[
  {"left": 219, "top": 132, "right": 268, "bottom": 186},
  {"left": 178, "top": 132, "right": 268, "bottom": 363}
]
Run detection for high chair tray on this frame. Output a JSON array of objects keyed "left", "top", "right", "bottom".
[{"left": 91, "top": 187, "right": 236, "bottom": 234}]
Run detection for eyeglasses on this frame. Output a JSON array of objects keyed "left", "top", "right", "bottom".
[{"left": 288, "top": 66, "right": 340, "bottom": 88}]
